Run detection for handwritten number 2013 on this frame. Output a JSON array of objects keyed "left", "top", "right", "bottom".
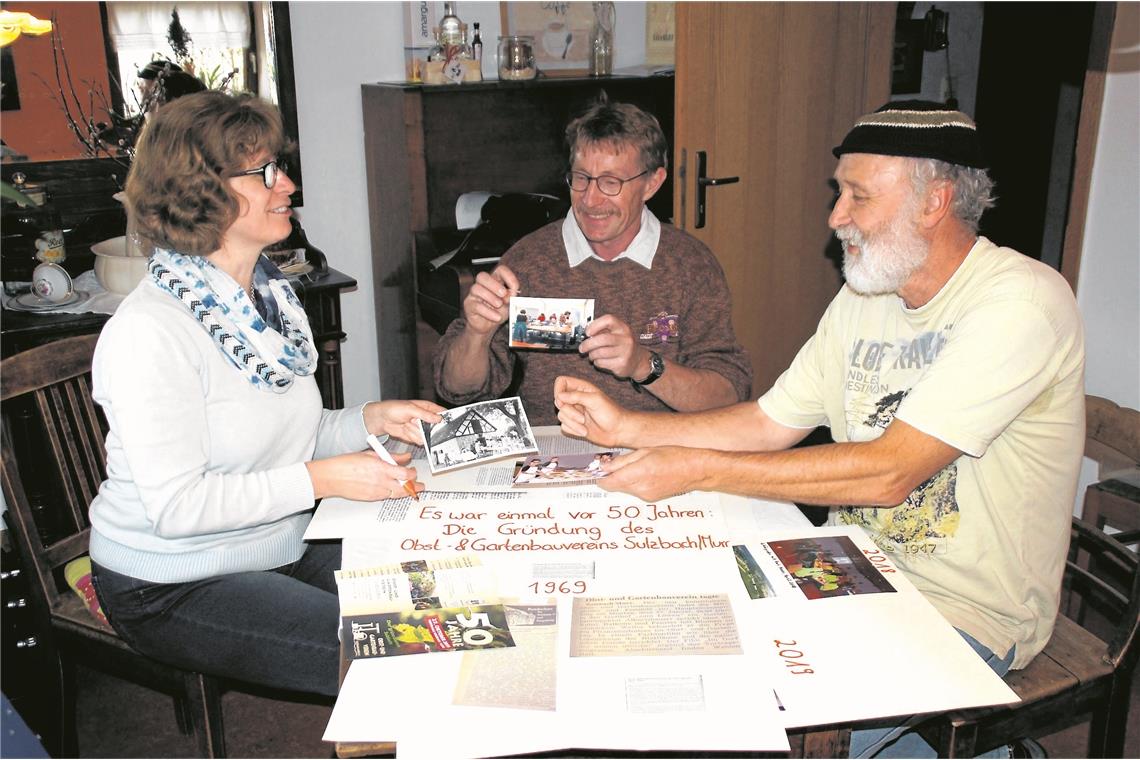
[{"left": 528, "top": 580, "right": 588, "bottom": 594}]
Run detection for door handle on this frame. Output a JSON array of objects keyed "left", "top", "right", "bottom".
[{"left": 695, "top": 150, "right": 739, "bottom": 229}]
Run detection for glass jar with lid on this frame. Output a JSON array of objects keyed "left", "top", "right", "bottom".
[{"left": 497, "top": 35, "right": 537, "bottom": 80}]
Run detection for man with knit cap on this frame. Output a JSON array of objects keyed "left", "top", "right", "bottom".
[
  {"left": 433, "top": 100, "right": 752, "bottom": 426},
  {"left": 554, "top": 100, "right": 1085, "bottom": 758}
]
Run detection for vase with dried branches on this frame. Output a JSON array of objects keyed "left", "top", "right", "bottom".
[
  {"left": 43, "top": 9, "right": 237, "bottom": 176},
  {"left": 41, "top": 9, "right": 237, "bottom": 267}
]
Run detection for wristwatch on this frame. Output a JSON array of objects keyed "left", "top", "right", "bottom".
[{"left": 632, "top": 350, "right": 665, "bottom": 391}]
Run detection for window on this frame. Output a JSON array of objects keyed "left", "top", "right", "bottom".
[{"left": 106, "top": 1, "right": 258, "bottom": 115}]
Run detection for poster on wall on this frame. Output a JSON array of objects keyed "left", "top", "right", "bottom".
[{"left": 402, "top": 1, "right": 438, "bottom": 82}]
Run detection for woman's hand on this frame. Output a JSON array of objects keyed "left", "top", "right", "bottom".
[
  {"left": 306, "top": 450, "right": 422, "bottom": 501},
  {"left": 364, "top": 400, "right": 445, "bottom": 446}
]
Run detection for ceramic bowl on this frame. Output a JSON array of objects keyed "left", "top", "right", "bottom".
[
  {"left": 31, "top": 261, "right": 74, "bottom": 303},
  {"left": 92, "top": 237, "right": 149, "bottom": 295}
]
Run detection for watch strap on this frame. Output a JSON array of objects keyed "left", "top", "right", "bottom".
[{"left": 631, "top": 350, "right": 665, "bottom": 392}]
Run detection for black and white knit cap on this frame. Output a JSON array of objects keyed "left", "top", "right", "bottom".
[{"left": 832, "top": 100, "right": 987, "bottom": 169}]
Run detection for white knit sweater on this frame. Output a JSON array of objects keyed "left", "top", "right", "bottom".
[{"left": 89, "top": 279, "right": 368, "bottom": 583}]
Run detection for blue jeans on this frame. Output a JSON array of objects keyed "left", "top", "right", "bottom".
[
  {"left": 849, "top": 629, "right": 1015, "bottom": 758},
  {"left": 91, "top": 542, "right": 342, "bottom": 697}
]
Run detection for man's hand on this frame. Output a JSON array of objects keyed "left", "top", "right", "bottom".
[
  {"left": 596, "top": 447, "right": 706, "bottom": 501},
  {"left": 554, "top": 375, "right": 627, "bottom": 447},
  {"left": 461, "top": 264, "right": 520, "bottom": 336},
  {"left": 578, "top": 314, "right": 650, "bottom": 380},
  {"left": 440, "top": 264, "right": 520, "bottom": 395}
]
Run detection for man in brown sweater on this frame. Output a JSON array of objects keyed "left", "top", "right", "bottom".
[{"left": 432, "top": 100, "right": 752, "bottom": 426}]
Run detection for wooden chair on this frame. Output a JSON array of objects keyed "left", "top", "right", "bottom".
[
  {"left": 1083, "top": 395, "right": 1140, "bottom": 545},
  {"left": 918, "top": 516, "right": 1140, "bottom": 757},
  {"left": 0, "top": 334, "right": 226, "bottom": 757}
]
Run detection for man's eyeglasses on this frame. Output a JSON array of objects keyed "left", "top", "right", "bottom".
[
  {"left": 564, "top": 169, "right": 649, "bottom": 197},
  {"left": 232, "top": 158, "right": 289, "bottom": 189}
]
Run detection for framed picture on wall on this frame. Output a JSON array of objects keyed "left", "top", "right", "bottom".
[{"left": 500, "top": 2, "right": 593, "bottom": 73}]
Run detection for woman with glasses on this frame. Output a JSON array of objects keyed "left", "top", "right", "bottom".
[{"left": 87, "top": 91, "right": 444, "bottom": 697}]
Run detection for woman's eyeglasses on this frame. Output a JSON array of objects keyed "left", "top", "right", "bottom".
[
  {"left": 232, "top": 158, "right": 289, "bottom": 189},
  {"left": 564, "top": 169, "right": 649, "bottom": 196}
]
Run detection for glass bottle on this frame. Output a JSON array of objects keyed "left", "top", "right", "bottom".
[
  {"left": 589, "top": 1, "right": 615, "bottom": 76},
  {"left": 472, "top": 22, "right": 483, "bottom": 63},
  {"left": 8, "top": 172, "right": 66, "bottom": 265},
  {"left": 35, "top": 192, "right": 67, "bottom": 265},
  {"left": 426, "top": 1, "right": 477, "bottom": 83},
  {"left": 1, "top": 177, "right": 41, "bottom": 287},
  {"left": 428, "top": 2, "right": 472, "bottom": 61}
]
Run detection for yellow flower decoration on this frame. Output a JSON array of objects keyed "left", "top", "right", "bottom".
[{"left": 0, "top": 11, "right": 53, "bottom": 47}]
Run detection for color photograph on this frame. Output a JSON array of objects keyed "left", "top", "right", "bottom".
[
  {"left": 767, "top": 536, "right": 898, "bottom": 600},
  {"left": 510, "top": 451, "right": 615, "bottom": 487},
  {"left": 509, "top": 296, "right": 594, "bottom": 351}
]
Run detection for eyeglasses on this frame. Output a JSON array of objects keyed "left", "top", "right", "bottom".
[
  {"left": 232, "top": 158, "right": 289, "bottom": 189},
  {"left": 565, "top": 169, "right": 649, "bottom": 197}
]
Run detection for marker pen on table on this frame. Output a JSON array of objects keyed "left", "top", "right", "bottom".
[{"left": 366, "top": 434, "right": 419, "bottom": 501}]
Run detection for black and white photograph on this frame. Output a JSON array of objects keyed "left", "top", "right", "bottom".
[
  {"left": 419, "top": 397, "right": 538, "bottom": 474},
  {"left": 509, "top": 296, "right": 595, "bottom": 351}
]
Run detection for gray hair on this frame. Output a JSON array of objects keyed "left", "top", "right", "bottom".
[
  {"left": 565, "top": 99, "right": 668, "bottom": 173},
  {"left": 907, "top": 158, "right": 996, "bottom": 233}
]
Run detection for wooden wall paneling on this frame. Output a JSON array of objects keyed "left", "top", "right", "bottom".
[
  {"left": 675, "top": 2, "right": 895, "bottom": 395},
  {"left": 1060, "top": 2, "right": 1118, "bottom": 293},
  {"left": 362, "top": 85, "right": 423, "bottom": 400},
  {"left": 772, "top": 3, "right": 845, "bottom": 393}
]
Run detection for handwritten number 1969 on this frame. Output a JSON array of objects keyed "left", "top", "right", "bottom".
[{"left": 528, "top": 580, "right": 587, "bottom": 594}]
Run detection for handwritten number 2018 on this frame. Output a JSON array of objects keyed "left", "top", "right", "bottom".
[{"left": 528, "top": 580, "right": 587, "bottom": 594}]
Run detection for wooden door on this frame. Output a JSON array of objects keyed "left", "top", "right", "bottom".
[{"left": 674, "top": 2, "right": 894, "bottom": 395}]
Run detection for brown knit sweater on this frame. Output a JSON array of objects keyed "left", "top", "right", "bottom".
[{"left": 433, "top": 220, "right": 753, "bottom": 425}]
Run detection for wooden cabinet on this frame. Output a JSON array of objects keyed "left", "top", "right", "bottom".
[{"left": 360, "top": 74, "right": 675, "bottom": 401}]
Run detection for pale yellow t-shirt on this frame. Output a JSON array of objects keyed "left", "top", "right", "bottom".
[{"left": 759, "top": 237, "right": 1085, "bottom": 668}]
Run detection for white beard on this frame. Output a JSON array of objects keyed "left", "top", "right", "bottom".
[{"left": 836, "top": 207, "right": 930, "bottom": 296}]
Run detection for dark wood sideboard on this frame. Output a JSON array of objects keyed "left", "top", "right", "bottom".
[
  {"left": 360, "top": 73, "right": 675, "bottom": 401},
  {"left": 1, "top": 267, "right": 357, "bottom": 410}
]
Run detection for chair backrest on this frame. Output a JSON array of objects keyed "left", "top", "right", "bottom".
[
  {"left": 1, "top": 334, "right": 107, "bottom": 616},
  {"left": 1063, "top": 516, "right": 1140, "bottom": 670},
  {"left": 1085, "top": 394, "right": 1140, "bottom": 477}
]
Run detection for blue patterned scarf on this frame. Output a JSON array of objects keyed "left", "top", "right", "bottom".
[{"left": 148, "top": 249, "right": 316, "bottom": 392}]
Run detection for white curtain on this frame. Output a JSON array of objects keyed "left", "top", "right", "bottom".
[{"left": 107, "top": 2, "right": 250, "bottom": 54}]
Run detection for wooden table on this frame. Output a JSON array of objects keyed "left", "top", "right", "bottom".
[{"left": 327, "top": 480, "right": 866, "bottom": 758}]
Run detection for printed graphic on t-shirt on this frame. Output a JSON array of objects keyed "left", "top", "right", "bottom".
[
  {"left": 839, "top": 464, "right": 959, "bottom": 554},
  {"left": 863, "top": 390, "right": 907, "bottom": 430},
  {"left": 838, "top": 327, "right": 960, "bottom": 556},
  {"left": 843, "top": 330, "right": 950, "bottom": 429}
]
